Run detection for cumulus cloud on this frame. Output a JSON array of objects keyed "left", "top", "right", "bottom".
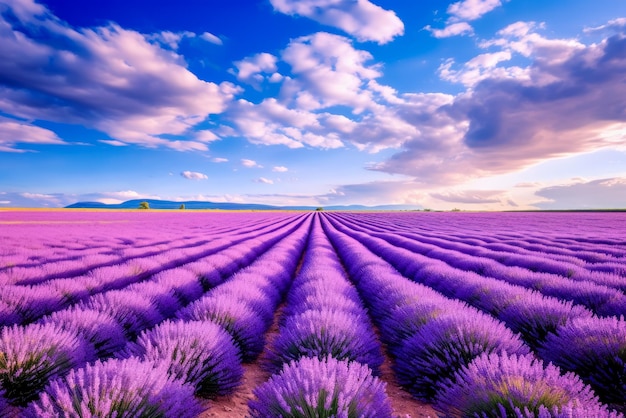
[
  {"left": 254, "top": 177, "right": 274, "bottom": 184},
  {"left": 447, "top": 0, "right": 505, "bottom": 21},
  {"left": 0, "top": 119, "right": 65, "bottom": 152},
  {"left": 181, "top": 171, "right": 208, "bottom": 180},
  {"left": 270, "top": 0, "right": 404, "bottom": 44},
  {"left": 424, "top": 0, "right": 506, "bottom": 38},
  {"left": 535, "top": 178, "right": 626, "bottom": 209},
  {"left": 373, "top": 21, "right": 626, "bottom": 185},
  {"left": 211, "top": 157, "right": 228, "bottom": 163},
  {"left": 224, "top": 32, "right": 408, "bottom": 152},
  {"left": 232, "top": 53, "right": 279, "bottom": 86},
  {"left": 0, "top": 0, "right": 236, "bottom": 151},
  {"left": 200, "top": 31, "right": 223, "bottom": 45},
  {"left": 241, "top": 159, "right": 261, "bottom": 168},
  {"left": 424, "top": 22, "right": 474, "bottom": 38},
  {"left": 272, "top": 166, "right": 288, "bottom": 172}
]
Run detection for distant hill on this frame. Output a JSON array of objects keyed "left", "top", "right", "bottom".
[{"left": 65, "top": 199, "right": 421, "bottom": 211}]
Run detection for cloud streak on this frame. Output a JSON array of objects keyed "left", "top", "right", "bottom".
[
  {"left": 270, "top": 0, "right": 404, "bottom": 44},
  {"left": 181, "top": 171, "right": 208, "bottom": 180}
]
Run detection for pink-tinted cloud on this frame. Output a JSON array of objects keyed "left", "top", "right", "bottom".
[
  {"left": 535, "top": 178, "right": 626, "bottom": 209},
  {"left": 424, "top": 22, "right": 474, "bottom": 38},
  {"left": 0, "top": 0, "right": 235, "bottom": 151},
  {"left": 374, "top": 22, "right": 626, "bottom": 185},
  {"left": 0, "top": 119, "right": 65, "bottom": 152},
  {"left": 447, "top": 0, "right": 505, "bottom": 21},
  {"left": 180, "top": 171, "right": 208, "bottom": 180},
  {"left": 270, "top": 0, "right": 404, "bottom": 44}
]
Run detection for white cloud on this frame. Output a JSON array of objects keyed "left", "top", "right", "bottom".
[
  {"left": 447, "top": 0, "right": 504, "bottom": 21},
  {"left": 270, "top": 0, "right": 404, "bottom": 44},
  {"left": 181, "top": 171, "right": 208, "bottom": 180},
  {"left": 0, "top": 1, "right": 236, "bottom": 151},
  {"left": 148, "top": 30, "right": 195, "bottom": 50},
  {"left": 281, "top": 32, "right": 381, "bottom": 112},
  {"left": 0, "top": 200, "right": 10, "bottom": 204},
  {"left": 200, "top": 32, "right": 223, "bottom": 45},
  {"left": 232, "top": 53, "right": 278, "bottom": 85},
  {"left": 424, "top": 22, "right": 474, "bottom": 38},
  {"left": 272, "top": 166, "right": 288, "bottom": 172},
  {"left": 194, "top": 130, "right": 220, "bottom": 142},
  {"left": 535, "top": 178, "right": 626, "bottom": 209},
  {"left": 0, "top": 119, "right": 65, "bottom": 152},
  {"left": 373, "top": 21, "right": 626, "bottom": 186},
  {"left": 255, "top": 177, "right": 274, "bottom": 184},
  {"left": 584, "top": 18, "right": 626, "bottom": 34},
  {"left": 424, "top": 0, "right": 506, "bottom": 39},
  {"left": 241, "top": 159, "right": 261, "bottom": 168},
  {"left": 95, "top": 198, "right": 124, "bottom": 205},
  {"left": 211, "top": 157, "right": 228, "bottom": 163},
  {"left": 99, "top": 139, "right": 128, "bottom": 147}
]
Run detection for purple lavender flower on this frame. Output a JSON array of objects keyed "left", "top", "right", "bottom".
[
  {"left": 39, "top": 307, "right": 126, "bottom": 359},
  {"left": 249, "top": 356, "right": 393, "bottom": 418},
  {"left": 539, "top": 316, "right": 626, "bottom": 405},
  {"left": 498, "top": 294, "right": 593, "bottom": 347},
  {"left": 282, "top": 292, "right": 367, "bottom": 320},
  {"left": 267, "top": 309, "right": 383, "bottom": 374},
  {"left": 435, "top": 352, "right": 608, "bottom": 418},
  {"left": 209, "top": 282, "right": 276, "bottom": 326},
  {"left": 25, "top": 357, "right": 205, "bottom": 418},
  {"left": 394, "top": 311, "right": 530, "bottom": 400},
  {"left": 377, "top": 300, "right": 448, "bottom": 348},
  {"left": 125, "top": 280, "right": 182, "bottom": 318},
  {"left": 81, "top": 289, "right": 164, "bottom": 337},
  {"left": 176, "top": 295, "right": 266, "bottom": 361},
  {"left": 132, "top": 320, "right": 243, "bottom": 397},
  {"left": 153, "top": 268, "right": 204, "bottom": 304},
  {"left": 0, "top": 323, "right": 88, "bottom": 405},
  {"left": 0, "top": 285, "right": 66, "bottom": 326}
]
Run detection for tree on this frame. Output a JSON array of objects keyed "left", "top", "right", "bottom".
[
  {"left": 179, "top": 204, "right": 185, "bottom": 210},
  {"left": 138, "top": 201, "right": 150, "bottom": 210},
  {"left": 315, "top": 207, "right": 324, "bottom": 211}
]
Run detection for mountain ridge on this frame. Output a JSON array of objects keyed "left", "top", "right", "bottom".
[{"left": 65, "top": 199, "right": 422, "bottom": 211}]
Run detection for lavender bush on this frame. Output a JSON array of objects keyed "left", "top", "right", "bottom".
[
  {"left": 81, "top": 290, "right": 164, "bottom": 337},
  {"left": 131, "top": 319, "right": 243, "bottom": 397},
  {"left": 25, "top": 357, "right": 204, "bottom": 417},
  {"left": 267, "top": 309, "right": 383, "bottom": 374},
  {"left": 539, "top": 316, "right": 626, "bottom": 405},
  {"left": 39, "top": 307, "right": 126, "bottom": 359},
  {"left": 435, "top": 352, "right": 611, "bottom": 417},
  {"left": 249, "top": 357, "right": 392, "bottom": 418},
  {"left": 394, "top": 311, "right": 531, "bottom": 400},
  {"left": 0, "top": 323, "right": 88, "bottom": 405},
  {"left": 176, "top": 294, "right": 266, "bottom": 361}
]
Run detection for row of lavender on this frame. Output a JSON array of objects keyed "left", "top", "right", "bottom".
[
  {"left": 0, "top": 212, "right": 312, "bottom": 415},
  {"left": 326, "top": 213, "right": 626, "bottom": 412},
  {"left": 0, "top": 212, "right": 302, "bottom": 327},
  {"left": 249, "top": 216, "right": 392, "bottom": 416}
]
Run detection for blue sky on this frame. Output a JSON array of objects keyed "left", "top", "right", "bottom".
[{"left": 0, "top": 0, "right": 625, "bottom": 209}]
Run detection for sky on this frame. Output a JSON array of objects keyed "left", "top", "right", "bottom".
[{"left": 0, "top": 0, "right": 625, "bottom": 210}]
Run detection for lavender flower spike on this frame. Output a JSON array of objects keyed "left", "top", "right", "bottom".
[
  {"left": 249, "top": 356, "right": 392, "bottom": 418},
  {"left": 132, "top": 319, "right": 243, "bottom": 397},
  {"left": 25, "top": 357, "right": 205, "bottom": 418},
  {"left": 435, "top": 352, "right": 613, "bottom": 418}
]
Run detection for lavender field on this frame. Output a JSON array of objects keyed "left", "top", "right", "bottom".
[{"left": 1, "top": 210, "right": 625, "bottom": 417}]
